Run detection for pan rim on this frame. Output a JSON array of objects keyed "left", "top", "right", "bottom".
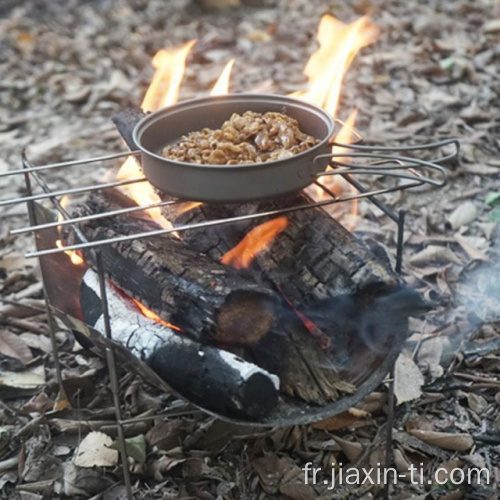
[{"left": 132, "top": 93, "right": 335, "bottom": 170}]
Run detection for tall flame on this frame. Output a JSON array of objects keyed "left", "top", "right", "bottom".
[
  {"left": 142, "top": 40, "right": 197, "bottom": 112},
  {"left": 211, "top": 59, "right": 235, "bottom": 96},
  {"left": 117, "top": 40, "right": 198, "bottom": 229},
  {"left": 292, "top": 15, "right": 378, "bottom": 118},
  {"left": 221, "top": 217, "right": 288, "bottom": 269}
]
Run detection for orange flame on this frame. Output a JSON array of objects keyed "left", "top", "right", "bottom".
[
  {"left": 56, "top": 239, "right": 85, "bottom": 266},
  {"left": 221, "top": 217, "right": 288, "bottom": 269},
  {"left": 116, "top": 40, "right": 199, "bottom": 229},
  {"left": 142, "top": 40, "right": 196, "bottom": 112},
  {"left": 291, "top": 15, "right": 378, "bottom": 118},
  {"left": 211, "top": 59, "right": 235, "bottom": 96},
  {"left": 131, "top": 298, "right": 183, "bottom": 332},
  {"left": 55, "top": 196, "right": 85, "bottom": 265}
]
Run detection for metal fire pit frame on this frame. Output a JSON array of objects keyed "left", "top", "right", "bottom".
[{"left": 1, "top": 134, "right": 459, "bottom": 499}]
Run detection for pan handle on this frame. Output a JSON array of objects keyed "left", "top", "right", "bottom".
[{"left": 312, "top": 138, "right": 459, "bottom": 188}]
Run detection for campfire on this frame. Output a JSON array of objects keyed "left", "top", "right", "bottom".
[{"left": 4, "top": 14, "right": 459, "bottom": 425}]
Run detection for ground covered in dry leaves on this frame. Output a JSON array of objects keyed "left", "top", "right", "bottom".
[{"left": 1, "top": 0, "right": 500, "bottom": 498}]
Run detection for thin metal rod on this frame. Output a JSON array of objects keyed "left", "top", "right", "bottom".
[
  {"left": 21, "top": 151, "right": 68, "bottom": 404},
  {"left": 25, "top": 184, "right": 417, "bottom": 259},
  {"left": 11, "top": 198, "right": 184, "bottom": 235},
  {"left": 330, "top": 137, "right": 460, "bottom": 162},
  {"left": 23, "top": 156, "right": 97, "bottom": 252},
  {"left": 95, "top": 253, "right": 133, "bottom": 499},
  {"left": 0, "top": 150, "right": 139, "bottom": 178},
  {"left": 316, "top": 153, "right": 448, "bottom": 186},
  {"left": 340, "top": 175, "right": 399, "bottom": 223},
  {"left": 395, "top": 210, "right": 406, "bottom": 274},
  {"left": 0, "top": 177, "right": 147, "bottom": 207}
]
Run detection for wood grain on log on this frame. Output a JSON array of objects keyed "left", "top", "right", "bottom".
[{"left": 67, "top": 188, "right": 353, "bottom": 404}]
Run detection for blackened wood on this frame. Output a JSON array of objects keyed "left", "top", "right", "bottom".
[
  {"left": 81, "top": 268, "right": 279, "bottom": 420},
  {"left": 66, "top": 189, "right": 278, "bottom": 345},
  {"left": 111, "top": 108, "right": 145, "bottom": 151},
  {"left": 67, "top": 189, "right": 354, "bottom": 404},
  {"left": 161, "top": 193, "right": 398, "bottom": 308}
]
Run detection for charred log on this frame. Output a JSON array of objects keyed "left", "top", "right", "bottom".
[
  {"left": 66, "top": 189, "right": 278, "bottom": 344},
  {"left": 81, "top": 269, "right": 279, "bottom": 420},
  {"left": 67, "top": 188, "right": 352, "bottom": 404}
]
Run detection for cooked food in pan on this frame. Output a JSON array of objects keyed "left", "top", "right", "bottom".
[{"left": 161, "top": 111, "right": 319, "bottom": 165}]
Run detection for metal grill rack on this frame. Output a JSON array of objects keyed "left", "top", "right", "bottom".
[{"left": 1, "top": 137, "right": 459, "bottom": 499}]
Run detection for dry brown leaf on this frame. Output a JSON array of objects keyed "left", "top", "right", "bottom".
[
  {"left": 417, "top": 336, "right": 448, "bottom": 379},
  {"left": 145, "top": 420, "right": 188, "bottom": 451},
  {"left": 409, "top": 245, "right": 462, "bottom": 266},
  {"left": 408, "top": 429, "right": 474, "bottom": 451},
  {"left": 454, "top": 235, "right": 490, "bottom": 262},
  {"left": 73, "top": 431, "right": 118, "bottom": 468},
  {"left": 0, "top": 329, "right": 33, "bottom": 365},
  {"left": 394, "top": 353, "right": 424, "bottom": 405},
  {"left": 332, "top": 436, "right": 363, "bottom": 462},
  {"left": 21, "top": 391, "right": 53, "bottom": 414},
  {"left": 312, "top": 411, "right": 367, "bottom": 431},
  {"left": 467, "top": 392, "right": 488, "bottom": 414},
  {"left": 152, "top": 456, "right": 186, "bottom": 481},
  {"left": 446, "top": 201, "right": 477, "bottom": 229}
]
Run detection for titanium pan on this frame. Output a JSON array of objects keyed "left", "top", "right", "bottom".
[{"left": 132, "top": 94, "right": 335, "bottom": 203}]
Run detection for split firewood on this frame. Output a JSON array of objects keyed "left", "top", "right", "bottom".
[
  {"left": 66, "top": 188, "right": 354, "bottom": 404},
  {"left": 81, "top": 268, "right": 280, "bottom": 419}
]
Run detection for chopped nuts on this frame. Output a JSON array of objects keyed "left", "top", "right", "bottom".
[{"left": 162, "top": 111, "right": 319, "bottom": 165}]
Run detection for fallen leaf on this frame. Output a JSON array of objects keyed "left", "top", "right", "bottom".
[
  {"left": 408, "top": 429, "right": 474, "bottom": 451},
  {"left": 152, "top": 456, "right": 185, "bottom": 481},
  {"left": 446, "top": 201, "right": 477, "bottom": 230},
  {"left": 21, "top": 391, "right": 53, "bottom": 414},
  {"left": 394, "top": 353, "right": 424, "bottom": 405},
  {"left": 312, "top": 411, "right": 367, "bottom": 431},
  {"left": 410, "top": 245, "right": 462, "bottom": 266},
  {"left": 0, "top": 366, "right": 45, "bottom": 389},
  {"left": 454, "top": 235, "right": 490, "bottom": 262},
  {"left": 0, "top": 329, "right": 33, "bottom": 365},
  {"left": 467, "top": 393, "right": 488, "bottom": 415},
  {"left": 73, "top": 431, "right": 118, "bottom": 468},
  {"left": 484, "top": 19, "right": 500, "bottom": 33},
  {"left": 109, "top": 434, "right": 146, "bottom": 465},
  {"left": 485, "top": 192, "right": 500, "bottom": 207},
  {"left": 145, "top": 420, "right": 188, "bottom": 451},
  {"left": 332, "top": 436, "right": 363, "bottom": 462}
]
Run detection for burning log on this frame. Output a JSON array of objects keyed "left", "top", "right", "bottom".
[
  {"left": 66, "top": 188, "right": 354, "bottom": 404},
  {"left": 80, "top": 269, "right": 280, "bottom": 420},
  {"left": 111, "top": 109, "right": 396, "bottom": 303},
  {"left": 67, "top": 188, "right": 278, "bottom": 344},
  {"left": 109, "top": 107, "right": 418, "bottom": 391}
]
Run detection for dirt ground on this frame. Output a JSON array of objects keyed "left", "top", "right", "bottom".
[{"left": 1, "top": 0, "right": 500, "bottom": 498}]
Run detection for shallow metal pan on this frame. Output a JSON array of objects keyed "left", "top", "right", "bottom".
[{"left": 133, "top": 94, "right": 335, "bottom": 203}]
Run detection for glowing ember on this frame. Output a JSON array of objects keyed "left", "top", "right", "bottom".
[
  {"left": 221, "top": 217, "right": 288, "bottom": 270},
  {"left": 131, "top": 298, "right": 183, "bottom": 332},
  {"left": 210, "top": 59, "right": 235, "bottom": 96}
]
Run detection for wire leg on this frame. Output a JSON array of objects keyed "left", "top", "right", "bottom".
[
  {"left": 395, "top": 210, "right": 406, "bottom": 275},
  {"left": 95, "top": 253, "right": 133, "bottom": 499},
  {"left": 22, "top": 154, "right": 69, "bottom": 405}
]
